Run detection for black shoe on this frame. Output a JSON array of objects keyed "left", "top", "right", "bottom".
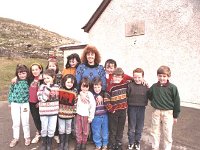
[
  {"left": 134, "top": 141, "right": 140, "bottom": 150},
  {"left": 115, "top": 143, "right": 122, "bottom": 150},
  {"left": 47, "top": 137, "right": 53, "bottom": 150},
  {"left": 75, "top": 143, "right": 81, "bottom": 150},
  {"left": 81, "top": 144, "right": 86, "bottom": 150},
  {"left": 41, "top": 136, "right": 47, "bottom": 150},
  {"left": 108, "top": 144, "right": 116, "bottom": 150},
  {"left": 58, "top": 134, "right": 65, "bottom": 150}
]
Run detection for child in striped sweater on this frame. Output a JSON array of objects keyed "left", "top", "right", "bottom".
[{"left": 37, "top": 69, "right": 59, "bottom": 150}]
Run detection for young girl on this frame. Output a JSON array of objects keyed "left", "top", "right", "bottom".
[
  {"left": 75, "top": 77, "right": 96, "bottom": 150},
  {"left": 46, "top": 56, "right": 61, "bottom": 143},
  {"left": 11, "top": 63, "right": 44, "bottom": 144},
  {"left": 8, "top": 64, "right": 31, "bottom": 148},
  {"left": 91, "top": 77, "right": 109, "bottom": 150},
  {"left": 29, "top": 63, "right": 43, "bottom": 144},
  {"left": 37, "top": 69, "right": 59, "bottom": 150},
  {"left": 62, "top": 53, "right": 81, "bottom": 76},
  {"left": 58, "top": 74, "right": 78, "bottom": 150}
]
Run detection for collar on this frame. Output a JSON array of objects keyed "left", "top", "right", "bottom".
[
  {"left": 85, "top": 62, "right": 98, "bottom": 68},
  {"left": 156, "top": 80, "right": 169, "bottom": 87}
]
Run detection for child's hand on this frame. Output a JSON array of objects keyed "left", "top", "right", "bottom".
[
  {"left": 96, "top": 95, "right": 103, "bottom": 105},
  {"left": 142, "top": 79, "right": 149, "bottom": 87},
  {"left": 35, "top": 103, "right": 39, "bottom": 108},
  {"left": 11, "top": 77, "right": 17, "bottom": 84},
  {"left": 38, "top": 74, "right": 43, "bottom": 80},
  {"left": 80, "top": 92, "right": 89, "bottom": 104},
  {"left": 174, "top": 118, "right": 178, "bottom": 124}
]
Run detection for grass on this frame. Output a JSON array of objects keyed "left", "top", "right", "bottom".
[{"left": 0, "top": 57, "right": 63, "bottom": 101}]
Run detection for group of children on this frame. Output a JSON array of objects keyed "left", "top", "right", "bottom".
[{"left": 8, "top": 51, "right": 180, "bottom": 150}]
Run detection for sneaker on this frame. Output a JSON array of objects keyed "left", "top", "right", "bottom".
[
  {"left": 9, "top": 138, "right": 18, "bottom": 148},
  {"left": 134, "top": 141, "right": 140, "bottom": 150},
  {"left": 95, "top": 146, "right": 101, "bottom": 150},
  {"left": 31, "top": 132, "right": 41, "bottom": 143},
  {"left": 102, "top": 146, "right": 108, "bottom": 150},
  {"left": 54, "top": 135, "right": 60, "bottom": 143},
  {"left": 127, "top": 144, "right": 134, "bottom": 150},
  {"left": 25, "top": 138, "right": 31, "bottom": 146}
]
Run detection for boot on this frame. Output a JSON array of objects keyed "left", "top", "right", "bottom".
[
  {"left": 81, "top": 144, "right": 86, "bottom": 150},
  {"left": 41, "top": 136, "right": 47, "bottom": 150},
  {"left": 58, "top": 134, "right": 65, "bottom": 150},
  {"left": 47, "top": 137, "right": 53, "bottom": 150},
  {"left": 75, "top": 143, "right": 81, "bottom": 150},
  {"left": 63, "top": 134, "right": 69, "bottom": 150}
]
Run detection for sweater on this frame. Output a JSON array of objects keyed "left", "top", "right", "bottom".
[
  {"left": 37, "top": 84, "right": 59, "bottom": 116},
  {"left": 76, "top": 91, "right": 96, "bottom": 122},
  {"left": 104, "top": 80, "right": 128, "bottom": 113},
  {"left": 93, "top": 92, "right": 107, "bottom": 116},
  {"left": 127, "top": 81, "right": 149, "bottom": 106},
  {"left": 8, "top": 80, "right": 29, "bottom": 104},
  {"left": 62, "top": 67, "right": 76, "bottom": 76},
  {"left": 76, "top": 63, "right": 106, "bottom": 91},
  {"left": 58, "top": 88, "right": 78, "bottom": 119},
  {"left": 148, "top": 81, "right": 180, "bottom": 118}
]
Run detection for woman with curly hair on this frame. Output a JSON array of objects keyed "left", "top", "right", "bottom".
[{"left": 76, "top": 45, "right": 106, "bottom": 91}]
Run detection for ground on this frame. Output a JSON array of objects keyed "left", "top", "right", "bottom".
[{"left": 0, "top": 101, "right": 200, "bottom": 150}]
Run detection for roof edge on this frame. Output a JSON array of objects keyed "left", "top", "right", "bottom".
[{"left": 82, "top": 0, "right": 111, "bottom": 33}]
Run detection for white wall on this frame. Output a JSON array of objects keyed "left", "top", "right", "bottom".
[{"left": 88, "top": 0, "right": 200, "bottom": 104}]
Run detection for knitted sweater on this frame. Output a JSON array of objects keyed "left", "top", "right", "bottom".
[
  {"left": 93, "top": 92, "right": 107, "bottom": 116},
  {"left": 37, "top": 84, "right": 59, "bottom": 116},
  {"left": 76, "top": 91, "right": 96, "bottom": 122},
  {"left": 104, "top": 80, "right": 128, "bottom": 113},
  {"left": 148, "top": 81, "right": 180, "bottom": 118},
  {"left": 8, "top": 80, "right": 29, "bottom": 104},
  {"left": 76, "top": 63, "right": 106, "bottom": 91},
  {"left": 127, "top": 81, "right": 149, "bottom": 106},
  {"left": 58, "top": 88, "right": 78, "bottom": 119}
]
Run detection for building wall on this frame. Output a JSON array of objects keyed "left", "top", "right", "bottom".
[{"left": 88, "top": 0, "right": 200, "bottom": 104}]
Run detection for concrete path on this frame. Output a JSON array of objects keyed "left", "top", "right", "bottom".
[{"left": 0, "top": 101, "right": 200, "bottom": 150}]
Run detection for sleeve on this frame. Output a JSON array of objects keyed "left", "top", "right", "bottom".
[
  {"left": 104, "top": 91, "right": 115, "bottom": 113},
  {"left": 37, "top": 84, "right": 51, "bottom": 102},
  {"left": 75, "top": 64, "right": 83, "bottom": 91},
  {"left": 99, "top": 65, "right": 107, "bottom": 91},
  {"left": 172, "top": 86, "right": 180, "bottom": 118},
  {"left": 147, "top": 85, "right": 153, "bottom": 101},
  {"left": 88, "top": 93, "right": 96, "bottom": 122},
  {"left": 8, "top": 84, "right": 14, "bottom": 104}
]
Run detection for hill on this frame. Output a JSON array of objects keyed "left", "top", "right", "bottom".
[{"left": 0, "top": 17, "right": 78, "bottom": 58}]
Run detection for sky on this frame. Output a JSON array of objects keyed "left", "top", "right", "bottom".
[{"left": 0, "top": 0, "right": 102, "bottom": 42}]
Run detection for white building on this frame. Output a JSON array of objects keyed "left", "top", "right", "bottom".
[{"left": 62, "top": 0, "right": 200, "bottom": 106}]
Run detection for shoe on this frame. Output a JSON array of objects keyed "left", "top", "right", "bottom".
[
  {"left": 9, "top": 138, "right": 18, "bottom": 148},
  {"left": 134, "top": 141, "right": 140, "bottom": 150},
  {"left": 54, "top": 135, "right": 60, "bottom": 143},
  {"left": 127, "top": 144, "right": 134, "bottom": 150},
  {"left": 95, "top": 146, "right": 101, "bottom": 150},
  {"left": 102, "top": 146, "right": 108, "bottom": 150},
  {"left": 25, "top": 138, "right": 31, "bottom": 146},
  {"left": 31, "top": 132, "right": 41, "bottom": 143},
  {"left": 116, "top": 143, "right": 122, "bottom": 150}
]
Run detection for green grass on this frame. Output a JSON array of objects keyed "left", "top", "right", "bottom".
[{"left": 0, "top": 57, "right": 63, "bottom": 101}]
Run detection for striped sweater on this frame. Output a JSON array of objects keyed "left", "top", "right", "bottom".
[
  {"left": 104, "top": 80, "right": 128, "bottom": 113},
  {"left": 58, "top": 88, "right": 78, "bottom": 119},
  {"left": 37, "top": 84, "right": 59, "bottom": 116}
]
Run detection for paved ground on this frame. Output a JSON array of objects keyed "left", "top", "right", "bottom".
[{"left": 0, "top": 101, "right": 200, "bottom": 150}]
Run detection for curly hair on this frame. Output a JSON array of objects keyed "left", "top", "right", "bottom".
[
  {"left": 81, "top": 45, "right": 101, "bottom": 64},
  {"left": 65, "top": 53, "right": 81, "bottom": 69}
]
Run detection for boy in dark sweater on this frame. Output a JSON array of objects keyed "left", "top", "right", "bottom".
[
  {"left": 104, "top": 67, "right": 129, "bottom": 150},
  {"left": 148, "top": 65, "right": 180, "bottom": 150},
  {"left": 127, "top": 68, "right": 149, "bottom": 150}
]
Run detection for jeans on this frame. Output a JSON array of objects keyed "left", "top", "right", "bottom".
[
  {"left": 128, "top": 106, "right": 145, "bottom": 144},
  {"left": 40, "top": 115, "right": 57, "bottom": 137},
  {"left": 11, "top": 102, "right": 30, "bottom": 139},
  {"left": 91, "top": 114, "right": 109, "bottom": 147},
  {"left": 58, "top": 118, "right": 72, "bottom": 134},
  {"left": 108, "top": 109, "right": 126, "bottom": 145}
]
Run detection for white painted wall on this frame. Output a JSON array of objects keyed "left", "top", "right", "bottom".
[{"left": 87, "top": 0, "right": 200, "bottom": 105}]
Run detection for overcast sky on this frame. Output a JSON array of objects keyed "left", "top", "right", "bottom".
[{"left": 0, "top": 0, "right": 102, "bottom": 42}]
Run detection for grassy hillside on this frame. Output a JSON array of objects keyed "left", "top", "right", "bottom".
[{"left": 0, "top": 17, "right": 78, "bottom": 58}]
